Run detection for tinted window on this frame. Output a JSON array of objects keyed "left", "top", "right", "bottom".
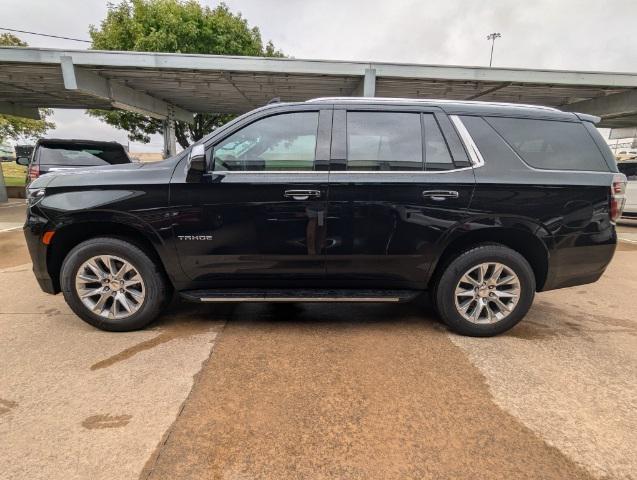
[
  {"left": 618, "top": 162, "right": 637, "bottom": 180},
  {"left": 213, "top": 112, "right": 318, "bottom": 171},
  {"left": 486, "top": 117, "right": 608, "bottom": 171},
  {"left": 38, "top": 144, "right": 129, "bottom": 166},
  {"left": 423, "top": 114, "right": 454, "bottom": 171},
  {"left": 346, "top": 112, "right": 422, "bottom": 171}
]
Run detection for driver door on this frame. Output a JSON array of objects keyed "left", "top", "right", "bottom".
[{"left": 171, "top": 106, "right": 332, "bottom": 287}]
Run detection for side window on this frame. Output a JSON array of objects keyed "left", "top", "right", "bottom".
[
  {"left": 213, "top": 112, "right": 319, "bottom": 171},
  {"left": 486, "top": 117, "right": 608, "bottom": 171},
  {"left": 346, "top": 112, "right": 422, "bottom": 171},
  {"left": 423, "top": 114, "right": 454, "bottom": 171}
]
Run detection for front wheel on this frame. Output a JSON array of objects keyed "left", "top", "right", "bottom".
[
  {"left": 60, "top": 237, "right": 167, "bottom": 331},
  {"left": 434, "top": 244, "right": 535, "bottom": 337}
]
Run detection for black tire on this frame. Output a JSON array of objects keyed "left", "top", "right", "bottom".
[
  {"left": 433, "top": 244, "right": 535, "bottom": 337},
  {"left": 60, "top": 237, "right": 167, "bottom": 332}
]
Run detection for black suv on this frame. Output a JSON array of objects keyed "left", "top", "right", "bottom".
[
  {"left": 23, "top": 98, "right": 626, "bottom": 336},
  {"left": 16, "top": 138, "right": 131, "bottom": 185}
]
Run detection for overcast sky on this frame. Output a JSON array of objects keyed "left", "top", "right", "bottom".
[{"left": 2, "top": 0, "right": 636, "bottom": 150}]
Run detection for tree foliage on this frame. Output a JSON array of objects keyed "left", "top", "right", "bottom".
[
  {"left": 88, "top": 0, "right": 283, "bottom": 149},
  {"left": 0, "top": 33, "right": 27, "bottom": 47},
  {"left": 0, "top": 110, "right": 54, "bottom": 144},
  {"left": 0, "top": 34, "right": 54, "bottom": 143}
]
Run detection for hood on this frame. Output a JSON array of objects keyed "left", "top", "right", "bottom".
[
  {"left": 49, "top": 162, "right": 144, "bottom": 178},
  {"left": 43, "top": 159, "right": 178, "bottom": 189}
]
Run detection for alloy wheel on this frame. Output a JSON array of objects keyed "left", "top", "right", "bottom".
[
  {"left": 74, "top": 255, "right": 146, "bottom": 320},
  {"left": 454, "top": 262, "right": 521, "bottom": 324}
]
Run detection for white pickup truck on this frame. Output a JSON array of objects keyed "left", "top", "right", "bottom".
[{"left": 618, "top": 161, "right": 637, "bottom": 218}]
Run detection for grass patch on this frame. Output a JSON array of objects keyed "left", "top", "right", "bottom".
[
  {"left": 1, "top": 161, "right": 26, "bottom": 187},
  {"left": 4, "top": 176, "right": 26, "bottom": 186}
]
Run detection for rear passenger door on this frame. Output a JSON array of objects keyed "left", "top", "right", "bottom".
[{"left": 324, "top": 106, "right": 475, "bottom": 288}]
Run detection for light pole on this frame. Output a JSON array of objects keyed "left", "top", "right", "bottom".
[{"left": 486, "top": 32, "right": 501, "bottom": 67}]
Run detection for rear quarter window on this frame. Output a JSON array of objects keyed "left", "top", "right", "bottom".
[{"left": 485, "top": 117, "right": 608, "bottom": 172}]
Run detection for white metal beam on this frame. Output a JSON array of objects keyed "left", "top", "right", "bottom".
[
  {"left": 363, "top": 68, "right": 376, "bottom": 97},
  {"left": 162, "top": 106, "right": 176, "bottom": 158},
  {"left": 3, "top": 47, "right": 637, "bottom": 88},
  {"left": 0, "top": 101, "right": 40, "bottom": 119},
  {"left": 562, "top": 89, "right": 637, "bottom": 118},
  {"left": 351, "top": 68, "right": 376, "bottom": 97},
  {"left": 60, "top": 56, "right": 194, "bottom": 123}
]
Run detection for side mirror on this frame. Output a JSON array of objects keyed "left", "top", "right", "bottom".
[
  {"left": 185, "top": 143, "right": 207, "bottom": 182},
  {"left": 16, "top": 157, "right": 29, "bottom": 166},
  {"left": 190, "top": 143, "right": 206, "bottom": 167}
]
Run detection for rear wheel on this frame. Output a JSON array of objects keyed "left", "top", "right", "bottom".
[
  {"left": 434, "top": 244, "right": 535, "bottom": 337},
  {"left": 61, "top": 237, "right": 167, "bottom": 331}
]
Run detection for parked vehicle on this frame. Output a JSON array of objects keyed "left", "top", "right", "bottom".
[
  {"left": 14, "top": 144, "right": 34, "bottom": 162},
  {"left": 0, "top": 144, "right": 15, "bottom": 162},
  {"left": 23, "top": 98, "right": 625, "bottom": 336},
  {"left": 16, "top": 139, "right": 130, "bottom": 185},
  {"left": 617, "top": 161, "right": 637, "bottom": 218}
]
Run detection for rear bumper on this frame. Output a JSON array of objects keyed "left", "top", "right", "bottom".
[
  {"left": 23, "top": 215, "right": 58, "bottom": 295},
  {"left": 541, "top": 230, "right": 616, "bottom": 291}
]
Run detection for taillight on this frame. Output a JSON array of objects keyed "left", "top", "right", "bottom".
[
  {"left": 28, "top": 163, "right": 40, "bottom": 180},
  {"left": 610, "top": 173, "right": 627, "bottom": 223}
]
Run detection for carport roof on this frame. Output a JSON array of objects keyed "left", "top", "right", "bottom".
[{"left": 1, "top": 46, "right": 637, "bottom": 127}]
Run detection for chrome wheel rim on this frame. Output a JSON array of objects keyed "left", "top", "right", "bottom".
[
  {"left": 74, "top": 255, "right": 145, "bottom": 320},
  {"left": 454, "top": 262, "right": 520, "bottom": 324}
]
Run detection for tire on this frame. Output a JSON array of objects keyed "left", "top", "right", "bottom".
[
  {"left": 60, "top": 237, "right": 167, "bottom": 332},
  {"left": 433, "top": 244, "right": 535, "bottom": 337}
]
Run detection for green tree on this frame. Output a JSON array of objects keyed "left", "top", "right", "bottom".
[
  {"left": 0, "top": 34, "right": 54, "bottom": 143},
  {"left": 89, "top": 0, "right": 283, "bottom": 149}
]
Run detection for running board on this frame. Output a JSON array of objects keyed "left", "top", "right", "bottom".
[{"left": 179, "top": 289, "right": 420, "bottom": 304}]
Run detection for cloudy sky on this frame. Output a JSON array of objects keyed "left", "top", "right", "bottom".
[{"left": 2, "top": 0, "right": 636, "bottom": 150}]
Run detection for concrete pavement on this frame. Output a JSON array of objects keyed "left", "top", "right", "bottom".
[
  {"left": 451, "top": 246, "right": 637, "bottom": 480},
  {"left": 617, "top": 219, "right": 637, "bottom": 243},
  {"left": 0, "top": 262, "right": 225, "bottom": 480},
  {"left": 0, "top": 200, "right": 26, "bottom": 232}
]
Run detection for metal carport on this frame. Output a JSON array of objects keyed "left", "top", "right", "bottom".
[{"left": 2, "top": 46, "right": 637, "bottom": 156}]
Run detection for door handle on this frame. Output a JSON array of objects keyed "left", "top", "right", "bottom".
[
  {"left": 284, "top": 189, "right": 321, "bottom": 201},
  {"left": 422, "top": 190, "right": 459, "bottom": 201}
]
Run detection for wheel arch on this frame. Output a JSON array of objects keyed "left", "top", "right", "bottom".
[
  {"left": 429, "top": 225, "right": 551, "bottom": 292},
  {"left": 47, "top": 219, "right": 172, "bottom": 293}
]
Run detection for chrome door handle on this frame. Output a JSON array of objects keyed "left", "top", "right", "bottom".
[
  {"left": 422, "top": 190, "right": 459, "bottom": 201},
  {"left": 284, "top": 189, "right": 321, "bottom": 201}
]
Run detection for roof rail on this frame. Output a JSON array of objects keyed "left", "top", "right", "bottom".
[{"left": 306, "top": 97, "right": 561, "bottom": 112}]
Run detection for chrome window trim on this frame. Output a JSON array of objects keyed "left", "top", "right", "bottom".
[
  {"left": 306, "top": 97, "right": 561, "bottom": 112},
  {"left": 214, "top": 170, "right": 325, "bottom": 174},
  {"left": 449, "top": 115, "right": 485, "bottom": 168},
  {"left": 328, "top": 167, "right": 474, "bottom": 174},
  {"left": 212, "top": 113, "right": 482, "bottom": 175},
  {"left": 215, "top": 167, "right": 474, "bottom": 175}
]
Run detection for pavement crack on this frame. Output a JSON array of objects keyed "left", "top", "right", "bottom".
[
  {"left": 0, "top": 398, "right": 19, "bottom": 415},
  {"left": 91, "top": 320, "right": 221, "bottom": 371},
  {"left": 82, "top": 414, "right": 132, "bottom": 429},
  {"left": 140, "top": 319, "right": 228, "bottom": 480}
]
